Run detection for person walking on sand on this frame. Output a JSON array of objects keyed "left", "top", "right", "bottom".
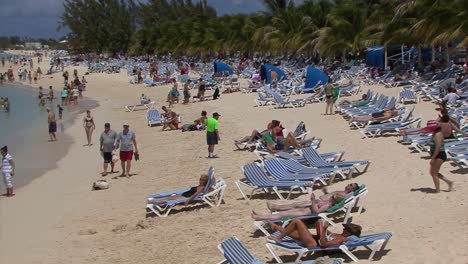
[
  {"left": 205, "top": 112, "right": 221, "bottom": 158},
  {"left": 83, "top": 110, "right": 96, "bottom": 146},
  {"left": 324, "top": 79, "right": 334, "bottom": 115},
  {"left": 47, "top": 108, "right": 57, "bottom": 142},
  {"left": 425, "top": 121, "right": 454, "bottom": 193},
  {"left": 99, "top": 123, "right": 117, "bottom": 176},
  {"left": 115, "top": 124, "right": 139, "bottom": 178},
  {"left": 1, "top": 146, "right": 16, "bottom": 197}
]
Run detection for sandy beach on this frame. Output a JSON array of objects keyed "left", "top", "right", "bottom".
[{"left": 0, "top": 55, "right": 467, "bottom": 264}]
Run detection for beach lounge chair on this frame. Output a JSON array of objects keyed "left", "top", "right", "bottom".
[
  {"left": 146, "top": 167, "right": 227, "bottom": 217},
  {"left": 360, "top": 117, "right": 422, "bottom": 138},
  {"left": 276, "top": 151, "right": 345, "bottom": 163},
  {"left": 125, "top": 101, "right": 155, "bottom": 112},
  {"left": 255, "top": 92, "right": 275, "bottom": 107},
  {"left": 254, "top": 185, "right": 369, "bottom": 236},
  {"left": 292, "top": 121, "right": 310, "bottom": 140},
  {"left": 301, "top": 147, "right": 370, "bottom": 176},
  {"left": 218, "top": 237, "right": 344, "bottom": 264},
  {"left": 272, "top": 93, "right": 305, "bottom": 108},
  {"left": 399, "top": 89, "right": 419, "bottom": 104},
  {"left": 266, "top": 231, "right": 393, "bottom": 263},
  {"left": 263, "top": 158, "right": 334, "bottom": 185},
  {"left": 147, "top": 109, "right": 163, "bottom": 126},
  {"left": 236, "top": 163, "right": 310, "bottom": 200}
]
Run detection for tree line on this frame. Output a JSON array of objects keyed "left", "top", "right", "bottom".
[{"left": 60, "top": 0, "right": 467, "bottom": 61}]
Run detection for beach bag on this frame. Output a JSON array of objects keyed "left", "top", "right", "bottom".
[
  {"left": 111, "top": 150, "right": 119, "bottom": 163},
  {"left": 93, "top": 180, "right": 109, "bottom": 190}
]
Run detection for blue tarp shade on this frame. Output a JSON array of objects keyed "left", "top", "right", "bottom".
[
  {"left": 366, "top": 46, "right": 384, "bottom": 68},
  {"left": 305, "top": 67, "right": 328, "bottom": 90},
  {"left": 213, "top": 61, "right": 233, "bottom": 75},
  {"left": 260, "top": 64, "right": 287, "bottom": 84}
]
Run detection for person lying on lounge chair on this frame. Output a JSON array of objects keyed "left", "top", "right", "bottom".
[
  {"left": 267, "top": 218, "right": 362, "bottom": 248},
  {"left": 338, "top": 94, "right": 368, "bottom": 106},
  {"left": 147, "top": 174, "right": 209, "bottom": 206},
  {"left": 349, "top": 109, "right": 398, "bottom": 123},
  {"left": 235, "top": 122, "right": 273, "bottom": 144},
  {"left": 251, "top": 192, "right": 345, "bottom": 221},
  {"left": 266, "top": 183, "right": 359, "bottom": 212}
]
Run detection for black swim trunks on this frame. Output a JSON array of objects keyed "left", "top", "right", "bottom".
[
  {"left": 49, "top": 121, "right": 57, "bottom": 133},
  {"left": 103, "top": 152, "right": 112, "bottom": 163},
  {"left": 207, "top": 132, "right": 218, "bottom": 145},
  {"left": 182, "top": 187, "right": 197, "bottom": 197}
]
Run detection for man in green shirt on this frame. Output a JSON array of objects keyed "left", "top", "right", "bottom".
[{"left": 205, "top": 112, "right": 221, "bottom": 158}]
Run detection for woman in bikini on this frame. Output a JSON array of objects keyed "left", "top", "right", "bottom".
[
  {"left": 267, "top": 218, "right": 362, "bottom": 248},
  {"left": 83, "top": 110, "right": 96, "bottom": 146},
  {"left": 251, "top": 192, "right": 344, "bottom": 221},
  {"left": 147, "top": 174, "right": 209, "bottom": 206},
  {"left": 324, "top": 79, "right": 334, "bottom": 115}
]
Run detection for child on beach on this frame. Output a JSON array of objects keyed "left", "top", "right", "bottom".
[
  {"left": 1, "top": 146, "right": 16, "bottom": 197},
  {"left": 57, "top": 104, "right": 63, "bottom": 119}
]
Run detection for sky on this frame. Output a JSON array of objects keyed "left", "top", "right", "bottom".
[{"left": 0, "top": 0, "right": 303, "bottom": 39}]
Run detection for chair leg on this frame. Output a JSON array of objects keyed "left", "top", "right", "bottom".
[{"left": 339, "top": 245, "right": 360, "bottom": 262}]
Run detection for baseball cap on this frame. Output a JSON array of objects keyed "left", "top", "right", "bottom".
[
  {"left": 343, "top": 223, "right": 362, "bottom": 237},
  {"left": 213, "top": 112, "right": 221, "bottom": 117},
  {"left": 123, "top": 123, "right": 130, "bottom": 127}
]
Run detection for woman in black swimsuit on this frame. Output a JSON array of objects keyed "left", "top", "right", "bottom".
[
  {"left": 147, "top": 174, "right": 209, "bottom": 206},
  {"left": 83, "top": 110, "right": 96, "bottom": 146}
]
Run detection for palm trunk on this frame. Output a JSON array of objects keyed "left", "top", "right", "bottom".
[
  {"left": 431, "top": 45, "right": 435, "bottom": 62},
  {"left": 342, "top": 50, "right": 347, "bottom": 63},
  {"left": 444, "top": 43, "right": 450, "bottom": 66}
]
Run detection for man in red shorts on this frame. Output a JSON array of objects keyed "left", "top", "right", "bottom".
[{"left": 115, "top": 123, "right": 139, "bottom": 178}]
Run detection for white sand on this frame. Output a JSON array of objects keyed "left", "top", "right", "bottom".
[{"left": 1, "top": 54, "right": 467, "bottom": 264}]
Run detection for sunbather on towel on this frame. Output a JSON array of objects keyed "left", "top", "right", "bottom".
[
  {"left": 349, "top": 109, "right": 397, "bottom": 123},
  {"left": 266, "top": 183, "right": 359, "bottom": 212},
  {"left": 251, "top": 193, "right": 345, "bottom": 221},
  {"left": 267, "top": 218, "right": 362, "bottom": 247},
  {"left": 147, "top": 174, "right": 209, "bottom": 206}
]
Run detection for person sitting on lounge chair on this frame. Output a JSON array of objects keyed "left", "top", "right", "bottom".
[
  {"left": 267, "top": 218, "right": 362, "bottom": 248},
  {"left": 338, "top": 94, "right": 368, "bottom": 106},
  {"left": 394, "top": 69, "right": 410, "bottom": 82},
  {"left": 251, "top": 192, "right": 345, "bottom": 221},
  {"left": 349, "top": 109, "right": 398, "bottom": 123},
  {"left": 235, "top": 128, "right": 270, "bottom": 145},
  {"left": 161, "top": 106, "right": 179, "bottom": 131},
  {"left": 147, "top": 174, "right": 209, "bottom": 206},
  {"left": 140, "top": 93, "right": 150, "bottom": 104},
  {"left": 266, "top": 183, "right": 359, "bottom": 212}
]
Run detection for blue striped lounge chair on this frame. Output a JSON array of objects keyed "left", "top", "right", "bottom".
[
  {"left": 272, "top": 93, "right": 306, "bottom": 108},
  {"left": 263, "top": 158, "right": 334, "bottom": 185},
  {"left": 360, "top": 116, "right": 422, "bottom": 138},
  {"left": 255, "top": 93, "right": 274, "bottom": 107},
  {"left": 266, "top": 231, "right": 393, "bottom": 263},
  {"left": 218, "top": 237, "right": 344, "bottom": 264},
  {"left": 275, "top": 150, "right": 345, "bottom": 164},
  {"left": 125, "top": 101, "right": 155, "bottom": 112},
  {"left": 254, "top": 185, "right": 369, "bottom": 235},
  {"left": 146, "top": 167, "right": 227, "bottom": 217},
  {"left": 147, "top": 109, "right": 163, "bottom": 126},
  {"left": 301, "top": 147, "right": 370, "bottom": 178},
  {"left": 399, "top": 89, "right": 419, "bottom": 104},
  {"left": 236, "top": 163, "right": 310, "bottom": 200}
]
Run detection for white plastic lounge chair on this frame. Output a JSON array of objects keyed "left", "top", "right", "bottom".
[
  {"left": 218, "top": 237, "right": 344, "bottom": 264},
  {"left": 147, "top": 109, "right": 163, "bottom": 126},
  {"left": 360, "top": 117, "right": 422, "bottom": 138},
  {"left": 146, "top": 167, "right": 226, "bottom": 217},
  {"left": 125, "top": 101, "right": 155, "bottom": 112},
  {"left": 263, "top": 158, "right": 335, "bottom": 185},
  {"left": 219, "top": 236, "right": 345, "bottom": 264},
  {"left": 399, "top": 89, "right": 419, "bottom": 104},
  {"left": 266, "top": 231, "right": 393, "bottom": 263},
  {"left": 301, "top": 147, "right": 370, "bottom": 176},
  {"left": 255, "top": 92, "right": 275, "bottom": 107}
]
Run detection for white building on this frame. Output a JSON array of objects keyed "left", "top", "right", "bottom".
[{"left": 25, "top": 42, "right": 42, "bottom": 49}]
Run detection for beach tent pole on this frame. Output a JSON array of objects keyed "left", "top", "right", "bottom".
[{"left": 384, "top": 45, "right": 388, "bottom": 70}]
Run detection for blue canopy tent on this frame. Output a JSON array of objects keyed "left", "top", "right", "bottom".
[
  {"left": 304, "top": 66, "right": 328, "bottom": 90},
  {"left": 213, "top": 61, "right": 233, "bottom": 75},
  {"left": 366, "top": 46, "right": 385, "bottom": 68},
  {"left": 260, "top": 64, "right": 287, "bottom": 84}
]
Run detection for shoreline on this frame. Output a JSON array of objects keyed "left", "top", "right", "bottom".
[{"left": 0, "top": 81, "right": 99, "bottom": 190}]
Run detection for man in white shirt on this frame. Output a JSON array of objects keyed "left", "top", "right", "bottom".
[
  {"left": 1, "top": 146, "right": 15, "bottom": 197},
  {"left": 443, "top": 89, "right": 460, "bottom": 105}
]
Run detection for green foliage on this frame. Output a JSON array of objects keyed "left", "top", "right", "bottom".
[{"left": 59, "top": 0, "right": 467, "bottom": 57}]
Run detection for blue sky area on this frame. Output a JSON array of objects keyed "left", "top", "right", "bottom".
[{"left": 0, "top": 0, "right": 304, "bottom": 39}]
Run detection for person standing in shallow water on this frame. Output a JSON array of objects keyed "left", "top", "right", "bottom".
[
  {"left": 1, "top": 146, "right": 16, "bottom": 197},
  {"left": 47, "top": 108, "right": 57, "bottom": 142}
]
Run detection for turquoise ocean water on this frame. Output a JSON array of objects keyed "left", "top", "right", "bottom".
[{"left": 0, "top": 83, "right": 97, "bottom": 189}]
